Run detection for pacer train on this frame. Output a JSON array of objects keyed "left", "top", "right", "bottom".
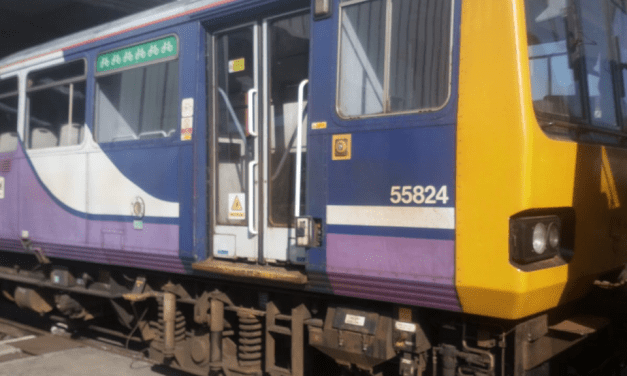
[{"left": 0, "top": 0, "right": 626, "bottom": 375}]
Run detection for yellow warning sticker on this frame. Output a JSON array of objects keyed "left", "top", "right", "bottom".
[
  {"left": 228, "top": 193, "right": 246, "bottom": 220},
  {"left": 231, "top": 196, "right": 242, "bottom": 211},
  {"left": 312, "top": 121, "right": 327, "bottom": 130},
  {"left": 228, "top": 58, "right": 245, "bottom": 73}
]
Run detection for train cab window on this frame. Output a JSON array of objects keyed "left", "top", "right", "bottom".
[
  {"left": 95, "top": 57, "right": 179, "bottom": 143},
  {"left": 26, "top": 60, "right": 86, "bottom": 149},
  {"left": 526, "top": 0, "right": 627, "bottom": 135},
  {"left": 337, "top": 0, "right": 453, "bottom": 118},
  {"left": 0, "top": 77, "right": 19, "bottom": 153}
]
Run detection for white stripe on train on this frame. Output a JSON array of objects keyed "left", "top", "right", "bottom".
[{"left": 326, "top": 205, "right": 455, "bottom": 230}]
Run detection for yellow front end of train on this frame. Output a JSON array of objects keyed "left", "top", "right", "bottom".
[{"left": 456, "top": 0, "right": 627, "bottom": 319}]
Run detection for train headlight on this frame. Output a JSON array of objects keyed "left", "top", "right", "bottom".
[
  {"left": 548, "top": 222, "right": 560, "bottom": 249},
  {"left": 532, "top": 223, "right": 547, "bottom": 254},
  {"left": 510, "top": 215, "right": 562, "bottom": 265}
]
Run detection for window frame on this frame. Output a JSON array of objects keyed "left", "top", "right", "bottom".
[
  {"left": 93, "top": 34, "right": 181, "bottom": 145},
  {"left": 0, "top": 77, "right": 18, "bottom": 98},
  {"left": 335, "top": 0, "right": 456, "bottom": 120},
  {"left": 0, "top": 76, "right": 20, "bottom": 154},
  {"left": 25, "top": 59, "right": 88, "bottom": 150}
]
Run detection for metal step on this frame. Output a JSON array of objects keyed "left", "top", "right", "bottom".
[
  {"left": 192, "top": 259, "right": 307, "bottom": 284},
  {"left": 549, "top": 315, "right": 609, "bottom": 336}
]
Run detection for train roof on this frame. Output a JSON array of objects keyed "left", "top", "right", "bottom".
[{"left": 0, "top": 0, "right": 230, "bottom": 74}]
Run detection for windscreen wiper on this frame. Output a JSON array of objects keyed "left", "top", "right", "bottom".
[{"left": 540, "top": 118, "right": 627, "bottom": 142}]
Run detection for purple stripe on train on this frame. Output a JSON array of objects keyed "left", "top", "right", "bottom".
[
  {"left": 326, "top": 233, "right": 460, "bottom": 311},
  {"left": 0, "top": 144, "right": 184, "bottom": 274}
]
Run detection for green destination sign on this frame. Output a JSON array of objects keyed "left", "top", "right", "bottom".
[{"left": 96, "top": 35, "right": 177, "bottom": 73}]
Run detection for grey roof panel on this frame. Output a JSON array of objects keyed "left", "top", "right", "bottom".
[{"left": 0, "top": 0, "right": 228, "bottom": 71}]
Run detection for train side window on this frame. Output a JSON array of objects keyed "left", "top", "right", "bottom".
[
  {"left": 26, "top": 60, "right": 86, "bottom": 150},
  {"left": 95, "top": 60, "right": 179, "bottom": 143},
  {"left": 337, "top": 0, "right": 454, "bottom": 118},
  {"left": 0, "top": 77, "right": 19, "bottom": 153},
  {"left": 337, "top": 0, "right": 386, "bottom": 117}
]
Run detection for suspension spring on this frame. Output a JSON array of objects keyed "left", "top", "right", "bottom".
[
  {"left": 238, "top": 311, "right": 263, "bottom": 368},
  {"left": 153, "top": 304, "right": 187, "bottom": 344}
]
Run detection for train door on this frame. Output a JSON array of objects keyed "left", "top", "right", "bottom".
[
  {"left": 263, "top": 11, "right": 310, "bottom": 264},
  {"left": 210, "top": 10, "right": 310, "bottom": 263}
]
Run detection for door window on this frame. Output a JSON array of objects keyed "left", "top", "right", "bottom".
[
  {"left": 268, "top": 12, "right": 310, "bottom": 226},
  {"left": 214, "top": 27, "right": 255, "bottom": 226}
]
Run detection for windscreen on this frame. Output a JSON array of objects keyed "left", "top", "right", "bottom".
[{"left": 525, "top": 0, "right": 627, "bottom": 136}]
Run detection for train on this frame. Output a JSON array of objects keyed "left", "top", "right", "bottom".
[{"left": 0, "top": 0, "right": 626, "bottom": 374}]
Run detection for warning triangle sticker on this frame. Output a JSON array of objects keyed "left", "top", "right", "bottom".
[{"left": 231, "top": 196, "right": 243, "bottom": 211}]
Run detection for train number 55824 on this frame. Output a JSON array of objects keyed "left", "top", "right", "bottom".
[{"left": 390, "top": 185, "right": 449, "bottom": 205}]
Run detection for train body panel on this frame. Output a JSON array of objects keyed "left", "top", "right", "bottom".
[
  {"left": 3, "top": 139, "right": 185, "bottom": 273},
  {"left": 1, "top": 0, "right": 626, "bottom": 318},
  {"left": 323, "top": 126, "right": 458, "bottom": 311},
  {"left": 0, "top": 0, "right": 626, "bottom": 319},
  {"left": 305, "top": 0, "right": 461, "bottom": 311}
]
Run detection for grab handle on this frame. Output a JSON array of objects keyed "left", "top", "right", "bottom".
[
  {"left": 294, "top": 79, "right": 308, "bottom": 218},
  {"left": 247, "top": 88, "right": 258, "bottom": 137}
]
